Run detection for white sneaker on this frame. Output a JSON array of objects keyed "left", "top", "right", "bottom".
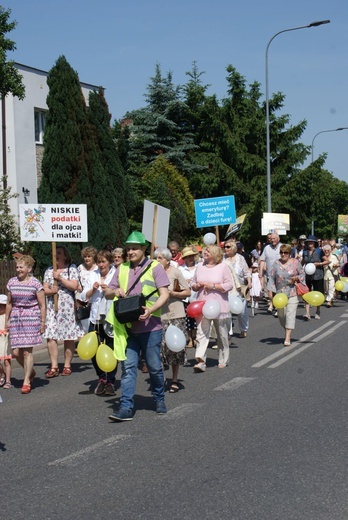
[
  {"left": 315, "top": 314, "right": 321, "bottom": 320},
  {"left": 193, "top": 362, "right": 206, "bottom": 372}
]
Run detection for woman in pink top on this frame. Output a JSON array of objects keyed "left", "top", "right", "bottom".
[{"left": 191, "top": 245, "right": 233, "bottom": 372}]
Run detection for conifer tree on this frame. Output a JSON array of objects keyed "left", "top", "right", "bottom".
[{"left": 87, "top": 89, "right": 130, "bottom": 246}]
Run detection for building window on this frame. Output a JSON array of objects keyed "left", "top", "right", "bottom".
[{"left": 34, "top": 109, "right": 46, "bottom": 144}]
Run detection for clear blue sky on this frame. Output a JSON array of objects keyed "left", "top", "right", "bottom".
[{"left": 7, "top": 0, "right": 348, "bottom": 183}]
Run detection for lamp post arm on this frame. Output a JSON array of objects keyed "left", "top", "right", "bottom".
[
  {"left": 311, "top": 127, "right": 348, "bottom": 163},
  {"left": 265, "top": 20, "right": 330, "bottom": 213}
]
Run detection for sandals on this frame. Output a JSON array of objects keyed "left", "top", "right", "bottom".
[
  {"left": 284, "top": 341, "right": 291, "bottom": 347},
  {"left": 169, "top": 382, "right": 179, "bottom": 393},
  {"left": 45, "top": 367, "right": 59, "bottom": 378},
  {"left": 30, "top": 370, "right": 36, "bottom": 385},
  {"left": 61, "top": 367, "right": 72, "bottom": 376},
  {"left": 21, "top": 384, "right": 31, "bottom": 394},
  {"left": 3, "top": 382, "right": 12, "bottom": 389}
]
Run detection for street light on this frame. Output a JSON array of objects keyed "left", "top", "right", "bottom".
[
  {"left": 311, "top": 127, "right": 348, "bottom": 163},
  {"left": 265, "top": 19, "right": 330, "bottom": 213},
  {"left": 310, "top": 126, "right": 348, "bottom": 234}
]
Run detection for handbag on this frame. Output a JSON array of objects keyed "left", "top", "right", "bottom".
[
  {"left": 113, "top": 262, "right": 158, "bottom": 324},
  {"left": 295, "top": 282, "right": 309, "bottom": 296},
  {"left": 292, "top": 259, "right": 309, "bottom": 296},
  {"left": 76, "top": 304, "right": 91, "bottom": 321},
  {"left": 114, "top": 294, "right": 147, "bottom": 324}
]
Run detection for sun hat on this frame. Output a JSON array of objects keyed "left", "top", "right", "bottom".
[
  {"left": 124, "top": 231, "right": 148, "bottom": 246},
  {"left": 0, "top": 294, "right": 7, "bottom": 305},
  {"left": 181, "top": 248, "right": 197, "bottom": 259},
  {"left": 299, "top": 234, "right": 307, "bottom": 240},
  {"left": 305, "top": 235, "right": 318, "bottom": 244}
]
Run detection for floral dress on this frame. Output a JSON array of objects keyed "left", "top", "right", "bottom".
[
  {"left": 43, "top": 265, "right": 84, "bottom": 341},
  {"left": 7, "top": 277, "right": 43, "bottom": 348}
]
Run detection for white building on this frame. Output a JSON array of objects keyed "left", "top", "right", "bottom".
[{"left": 0, "top": 62, "right": 100, "bottom": 217}]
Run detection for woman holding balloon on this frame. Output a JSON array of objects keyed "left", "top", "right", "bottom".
[
  {"left": 191, "top": 245, "right": 233, "bottom": 371},
  {"left": 223, "top": 240, "right": 251, "bottom": 338},
  {"left": 269, "top": 244, "right": 305, "bottom": 346},
  {"left": 155, "top": 248, "right": 190, "bottom": 392},
  {"left": 179, "top": 246, "right": 200, "bottom": 348},
  {"left": 80, "top": 250, "right": 117, "bottom": 395},
  {"left": 302, "top": 236, "right": 329, "bottom": 320}
]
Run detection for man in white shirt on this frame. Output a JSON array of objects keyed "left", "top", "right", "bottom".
[{"left": 259, "top": 233, "right": 282, "bottom": 313}]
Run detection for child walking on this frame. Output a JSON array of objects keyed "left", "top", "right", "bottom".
[
  {"left": 250, "top": 262, "right": 262, "bottom": 314},
  {"left": 0, "top": 294, "right": 12, "bottom": 389}
]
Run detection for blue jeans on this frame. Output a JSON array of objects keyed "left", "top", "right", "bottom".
[{"left": 119, "top": 329, "right": 165, "bottom": 411}]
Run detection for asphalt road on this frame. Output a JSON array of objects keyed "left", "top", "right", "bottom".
[{"left": 1, "top": 298, "right": 348, "bottom": 520}]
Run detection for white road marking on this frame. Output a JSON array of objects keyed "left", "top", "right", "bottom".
[
  {"left": 164, "top": 403, "right": 203, "bottom": 418},
  {"left": 340, "top": 313, "right": 348, "bottom": 318},
  {"left": 252, "top": 321, "right": 336, "bottom": 368},
  {"left": 48, "top": 434, "right": 129, "bottom": 466},
  {"left": 268, "top": 321, "right": 346, "bottom": 368},
  {"left": 214, "top": 377, "right": 255, "bottom": 391}
]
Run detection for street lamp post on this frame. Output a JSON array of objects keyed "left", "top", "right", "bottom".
[
  {"left": 265, "top": 20, "right": 330, "bottom": 213},
  {"left": 310, "top": 126, "right": 348, "bottom": 234},
  {"left": 311, "top": 127, "right": 348, "bottom": 163}
]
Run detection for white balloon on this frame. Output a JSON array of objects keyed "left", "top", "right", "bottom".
[
  {"left": 305, "top": 263, "right": 316, "bottom": 275},
  {"left": 202, "top": 299, "right": 221, "bottom": 319},
  {"left": 165, "top": 325, "right": 186, "bottom": 352},
  {"left": 228, "top": 294, "right": 244, "bottom": 314},
  {"left": 341, "top": 283, "right": 348, "bottom": 293},
  {"left": 203, "top": 233, "right": 216, "bottom": 245}
]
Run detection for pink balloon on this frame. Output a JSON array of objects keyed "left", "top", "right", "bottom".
[{"left": 187, "top": 300, "right": 205, "bottom": 318}]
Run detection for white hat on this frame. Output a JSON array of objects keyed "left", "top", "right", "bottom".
[{"left": 0, "top": 294, "right": 7, "bottom": 305}]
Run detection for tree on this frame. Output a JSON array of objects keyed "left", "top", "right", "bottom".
[
  {"left": 87, "top": 89, "right": 130, "bottom": 246},
  {"left": 0, "top": 179, "right": 22, "bottom": 259},
  {"left": 0, "top": 6, "right": 25, "bottom": 100},
  {"left": 142, "top": 156, "right": 195, "bottom": 241}
]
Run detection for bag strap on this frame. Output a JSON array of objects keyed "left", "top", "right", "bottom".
[{"left": 125, "top": 261, "right": 153, "bottom": 296}]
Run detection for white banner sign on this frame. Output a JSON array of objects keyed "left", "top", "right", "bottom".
[{"left": 19, "top": 204, "right": 88, "bottom": 242}]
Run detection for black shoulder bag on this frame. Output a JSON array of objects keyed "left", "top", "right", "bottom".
[{"left": 113, "top": 262, "right": 158, "bottom": 324}]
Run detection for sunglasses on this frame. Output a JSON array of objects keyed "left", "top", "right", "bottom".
[
  {"left": 224, "top": 245, "right": 232, "bottom": 249},
  {"left": 280, "top": 252, "right": 289, "bottom": 255}
]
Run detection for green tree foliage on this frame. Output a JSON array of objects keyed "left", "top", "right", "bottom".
[
  {"left": 87, "top": 89, "right": 130, "bottom": 246},
  {"left": 142, "top": 156, "right": 195, "bottom": 241},
  {"left": 0, "top": 180, "right": 22, "bottom": 259},
  {"left": 36, "top": 56, "right": 130, "bottom": 269},
  {"left": 115, "top": 61, "right": 348, "bottom": 247},
  {"left": 0, "top": 6, "right": 25, "bottom": 100}
]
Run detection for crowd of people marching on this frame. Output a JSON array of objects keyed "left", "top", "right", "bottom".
[{"left": 1, "top": 231, "right": 347, "bottom": 421}]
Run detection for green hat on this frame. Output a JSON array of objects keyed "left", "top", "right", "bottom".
[{"left": 125, "top": 231, "right": 148, "bottom": 246}]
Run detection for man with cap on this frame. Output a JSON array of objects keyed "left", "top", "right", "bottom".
[{"left": 105, "top": 231, "right": 170, "bottom": 421}]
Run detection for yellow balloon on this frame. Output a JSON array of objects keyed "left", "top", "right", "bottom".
[
  {"left": 335, "top": 280, "right": 345, "bottom": 291},
  {"left": 77, "top": 332, "right": 99, "bottom": 360},
  {"left": 273, "top": 293, "right": 288, "bottom": 309},
  {"left": 96, "top": 343, "right": 117, "bottom": 373},
  {"left": 340, "top": 277, "right": 348, "bottom": 284},
  {"left": 303, "top": 291, "right": 325, "bottom": 306}
]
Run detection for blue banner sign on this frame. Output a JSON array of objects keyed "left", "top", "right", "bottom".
[{"left": 194, "top": 195, "right": 236, "bottom": 228}]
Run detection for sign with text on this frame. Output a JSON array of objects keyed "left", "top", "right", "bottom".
[
  {"left": 262, "top": 212, "right": 290, "bottom": 234},
  {"left": 337, "top": 214, "right": 348, "bottom": 235},
  {"left": 19, "top": 204, "right": 88, "bottom": 242},
  {"left": 194, "top": 195, "right": 236, "bottom": 228},
  {"left": 224, "top": 213, "right": 246, "bottom": 238}
]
